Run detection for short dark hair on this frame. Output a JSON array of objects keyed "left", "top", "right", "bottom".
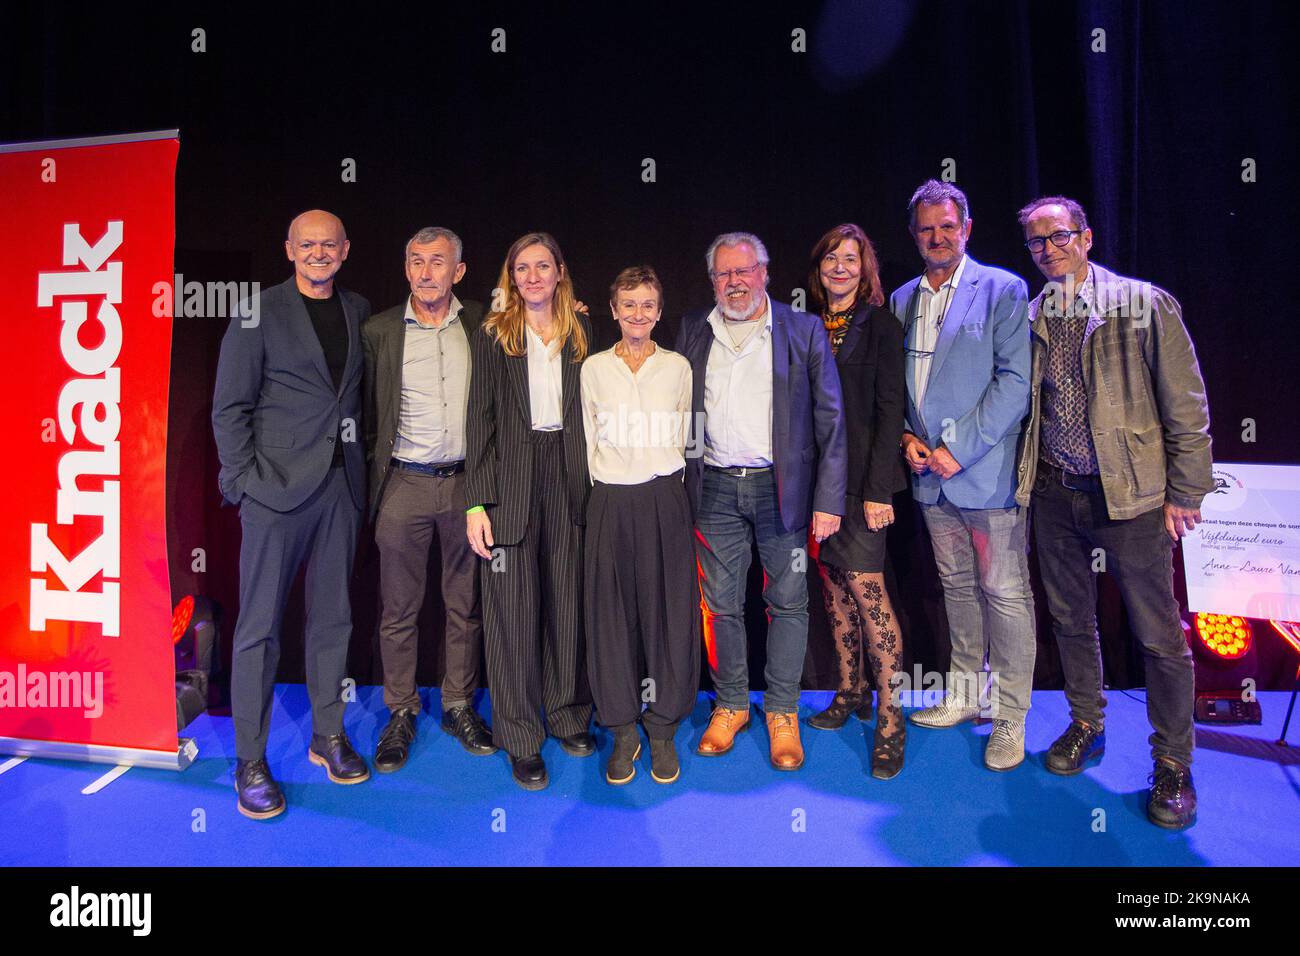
[
  {"left": 908, "top": 179, "right": 970, "bottom": 230},
  {"left": 1017, "top": 195, "right": 1089, "bottom": 232},
  {"left": 609, "top": 265, "right": 663, "bottom": 311}
]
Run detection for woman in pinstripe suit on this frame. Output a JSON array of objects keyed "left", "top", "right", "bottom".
[{"left": 465, "top": 232, "right": 595, "bottom": 791}]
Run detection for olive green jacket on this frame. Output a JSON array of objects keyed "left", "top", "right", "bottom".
[{"left": 1014, "top": 262, "right": 1213, "bottom": 520}]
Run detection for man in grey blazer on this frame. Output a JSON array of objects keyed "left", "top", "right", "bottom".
[
  {"left": 212, "top": 209, "right": 371, "bottom": 819},
  {"left": 677, "top": 231, "right": 847, "bottom": 771},
  {"left": 361, "top": 227, "right": 495, "bottom": 772},
  {"left": 889, "top": 181, "right": 1035, "bottom": 771}
]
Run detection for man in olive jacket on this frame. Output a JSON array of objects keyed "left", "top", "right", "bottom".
[
  {"left": 361, "top": 227, "right": 495, "bottom": 772},
  {"left": 1014, "top": 196, "right": 1213, "bottom": 831}
]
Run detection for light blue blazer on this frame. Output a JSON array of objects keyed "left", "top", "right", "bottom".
[{"left": 888, "top": 256, "right": 1031, "bottom": 509}]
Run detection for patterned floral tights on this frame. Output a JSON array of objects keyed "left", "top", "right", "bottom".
[{"left": 817, "top": 562, "right": 904, "bottom": 734}]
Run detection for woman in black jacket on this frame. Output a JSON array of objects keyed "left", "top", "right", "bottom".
[
  {"left": 465, "top": 232, "right": 595, "bottom": 792},
  {"left": 805, "top": 223, "right": 910, "bottom": 778}
]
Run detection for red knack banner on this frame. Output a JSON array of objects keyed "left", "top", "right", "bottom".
[{"left": 0, "top": 132, "right": 180, "bottom": 761}]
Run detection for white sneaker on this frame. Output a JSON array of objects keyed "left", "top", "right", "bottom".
[
  {"left": 909, "top": 693, "right": 980, "bottom": 729},
  {"left": 984, "top": 718, "right": 1025, "bottom": 771}
]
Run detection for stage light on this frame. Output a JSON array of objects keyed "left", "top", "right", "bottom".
[
  {"left": 1193, "top": 612, "right": 1252, "bottom": 661},
  {"left": 171, "top": 595, "right": 195, "bottom": 645},
  {"left": 1187, "top": 613, "right": 1262, "bottom": 725},
  {"left": 172, "top": 595, "right": 221, "bottom": 730}
]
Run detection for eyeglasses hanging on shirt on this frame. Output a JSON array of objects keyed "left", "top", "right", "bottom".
[{"left": 904, "top": 280, "right": 958, "bottom": 359}]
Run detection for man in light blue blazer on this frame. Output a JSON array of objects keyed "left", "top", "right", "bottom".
[{"left": 888, "top": 180, "right": 1035, "bottom": 771}]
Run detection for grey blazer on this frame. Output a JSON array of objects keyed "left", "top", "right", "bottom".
[
  {"left": 212, "top": 276, "right": 370, "bottom": 512},
  {"left": 361, "top": 298, "right": 484, "bottom": 522}
]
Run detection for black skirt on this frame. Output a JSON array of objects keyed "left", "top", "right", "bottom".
[{"left": 818, "top": 493, "right": 888, "bottom": 573}]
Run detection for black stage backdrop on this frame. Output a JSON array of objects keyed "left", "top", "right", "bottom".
[{"left": 6, "top": 1, "right": 1298, "bottom": 693}]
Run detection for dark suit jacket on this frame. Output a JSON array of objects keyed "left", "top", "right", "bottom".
[
  {"left": 835, "top": 304, "right": 909, "bottom": 503},
  {"left": 212, "top": 276, "right": 369, "bottom": 512},
  {"left": 675, "top": 299, "right": 847, "bottom": 531},
  {"left": 464, "top": 316, "right": 593, "bottom": 547},
  {"left": 361, "top": 298, "right": 484, "bottom": 521}
]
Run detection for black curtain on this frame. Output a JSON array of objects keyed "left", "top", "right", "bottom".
[{"left": 5, "top": 0, "right": 1296, "bottom": 691}]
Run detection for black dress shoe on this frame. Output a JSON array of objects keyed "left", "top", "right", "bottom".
[
  {"left": 1147, "top": 757, "right": 1197, "bottom": 830},
  {"left": 1045, "top": 720, "right": 1105, "bottom": 776},
  {"left": 558, "top": 731, "right": 596, "bottom": 757},
  {"left": 235, "top": 758, "right": 285, "bottom": 820},
  {"left": 308, "top": 731, "right": 370, "bottom": 784},
  {"left": 374, "top": 709, "right": 418, "bottom": 773},
  {"left": 510, "top": 753, "right": 549, "bottom": 791},
  {"left": 441, "top": 705, "right": 498, "bottom": 756},
  {"left": 808, "top": 691, "right": 873, "bottom": 730}
]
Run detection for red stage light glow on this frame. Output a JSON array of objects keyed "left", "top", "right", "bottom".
[
  {"left": 171, "top": 595, "right": 195, "bottom": 646},
  {"left": 1194, "top": 612, "right": 1251, "bottom": 660}
]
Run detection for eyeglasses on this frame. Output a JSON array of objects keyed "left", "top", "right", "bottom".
[
  {"left": 710, "top": 264, "right": 762, "bottom": 283},
  {"left": 903, "top": 281, "right": 957, "bottom": 358},
  {"left": 1024, "top": 230, "right": 1082, "bottom": 254}
]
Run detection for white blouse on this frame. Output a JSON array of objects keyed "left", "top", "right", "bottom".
[
  {"left": 525, "top": 323, "right": 564, "bottom": 430},
  {"left": 581, "top": 345, "right": 693, "bottom": 485}
]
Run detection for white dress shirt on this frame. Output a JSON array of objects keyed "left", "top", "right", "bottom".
[
  {"left": 393, "top": 295, "right": 470, "bottom": 464},
  {"left": 702, "top": 296, "right": 774, "bottom": 468},
  {"left": 581, "top": 344, "right": 692, "bottom": 485},
  {"left": 525, "top": 322, "right": 564, "bottom": 430},
  {"left": 909, "top": 253, "right": 968, "bottom": 408}
]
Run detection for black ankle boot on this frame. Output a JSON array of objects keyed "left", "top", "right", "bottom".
[
  {"left": 808, "top": 691, "right": 870, "bottom": 730},
  {"left": 605, "top": 724, "right": 641, "bottom": 785},
  {"left": 648, "top": 736, "right": 680, "bottom": 784}
]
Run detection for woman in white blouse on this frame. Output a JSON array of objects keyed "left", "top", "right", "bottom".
[{"left": 581, "top": 266, "right": 699, "bottom": 785}]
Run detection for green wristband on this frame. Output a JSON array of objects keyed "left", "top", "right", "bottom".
[{"left": 466, "top": 505, "right": 485, "bottom": 515}]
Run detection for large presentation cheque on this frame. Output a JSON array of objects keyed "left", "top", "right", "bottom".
[{"left": 1182, "top": 462, "right": 1300, "bottom": 622}]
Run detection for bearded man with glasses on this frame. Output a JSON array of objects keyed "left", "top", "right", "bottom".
[{"left": 676, "top": 231, "right": 847, "bottom": 771}]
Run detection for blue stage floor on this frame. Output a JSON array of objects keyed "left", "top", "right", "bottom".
[{"left": 3, "top": 686, "right": 1297, "bottom": 866}]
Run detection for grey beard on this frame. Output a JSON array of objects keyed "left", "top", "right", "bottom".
[{"left": 718, "top": 294, "right": 760, "bottom": 321}]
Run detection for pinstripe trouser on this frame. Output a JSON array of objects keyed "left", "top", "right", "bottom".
[{"left": 480, "top": 430, "right": 592, "bottom": 757}]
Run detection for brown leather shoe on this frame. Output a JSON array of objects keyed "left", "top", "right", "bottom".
[
  {"left": 766, "top": 712, "right": 804, "bottom": 770},
  {"left": 697, "top": 706, "right": 751, "bottom": 756}
]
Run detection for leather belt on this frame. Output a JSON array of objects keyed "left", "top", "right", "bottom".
[
  {"left": 706, "top": 464, "right": 773, "bottom": 478},
  {"left": 391, "top": 458, "right": 464, "bottom": 477},
  {"left": 1039, "top": 460, "right": 1102, "bottom": 493}
]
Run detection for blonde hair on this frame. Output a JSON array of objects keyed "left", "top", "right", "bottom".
[{"left": 484, "top": 232, "right": 588, "bottom": 361}]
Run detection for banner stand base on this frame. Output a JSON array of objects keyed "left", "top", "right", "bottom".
[{"left": 0, "top": 736, "right": 198, "bottom": 771}]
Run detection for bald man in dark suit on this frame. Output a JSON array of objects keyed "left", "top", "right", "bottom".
[{"left": 212, "top": 209, "right": 371, "bottom": 820}]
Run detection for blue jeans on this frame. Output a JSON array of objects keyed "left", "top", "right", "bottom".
[
  {"left": 693, "top": 468, "right": 809, "bottom": 714},
  {"left": 919, "top": 496, "right": 1037, "bottom": 721}
]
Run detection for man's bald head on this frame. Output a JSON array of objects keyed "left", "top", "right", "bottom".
[
  {"left": 285, "top": 209, "right": 350, "bottom": 296},
  {"left": 287, "top": 209, "right": 347, "bottom": 244}
]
